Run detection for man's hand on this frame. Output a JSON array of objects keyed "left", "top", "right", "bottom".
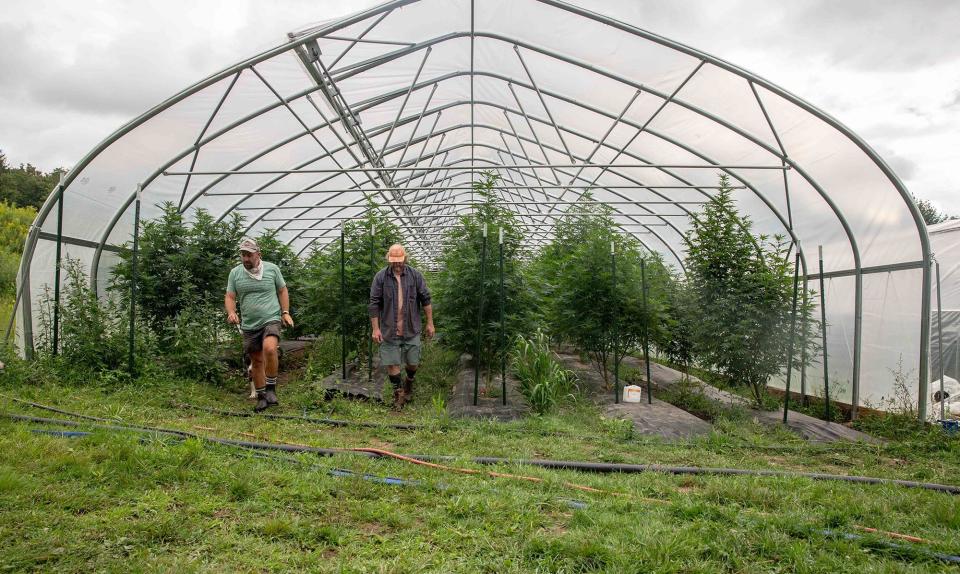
[
  {"left": 282, "top": 313, "right": 295, "bottom": 328},
  {"left": 227, "top": 312, "right": 240, "bottom": 325},
  {"left": 372, "top": 327, "right": 383, "bottom": 343},
  {"left": 425, "top": 322, "right": 436, "bottom": 339}
]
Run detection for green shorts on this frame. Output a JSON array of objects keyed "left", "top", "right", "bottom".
[{"left": 379, "top": 334, "right": 421, "bottom": 367}]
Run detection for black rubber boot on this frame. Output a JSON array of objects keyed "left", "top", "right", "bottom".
[
  {"left": 265, "top": 383, "right": 279, "bottom": 406},
  {"left": 254, "top": 389, "right": 269, "bottom": 412},
  {"left": 389, "top": 373, "right": 404, "bottom": 410}
]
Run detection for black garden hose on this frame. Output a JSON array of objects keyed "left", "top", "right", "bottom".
[{"left": 4, "top": 410, "right": 959, "bottom": 495}]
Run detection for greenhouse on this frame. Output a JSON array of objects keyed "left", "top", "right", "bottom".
[{"left": 12, "top": 0, "right": 937, "bottom": 419}]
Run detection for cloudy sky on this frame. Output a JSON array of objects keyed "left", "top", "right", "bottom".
[{"left": 1, "top": 0, "right": 958, "bottom": 212}]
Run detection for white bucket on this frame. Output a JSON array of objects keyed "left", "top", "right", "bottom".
[{"left": 623, "top": 385, "right": 644, "bottom": 403}]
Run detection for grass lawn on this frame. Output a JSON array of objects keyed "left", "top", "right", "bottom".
[{"left": 1, "top": 346, "right": 959, "bottom": 572}]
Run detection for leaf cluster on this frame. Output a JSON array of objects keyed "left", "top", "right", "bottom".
[
  {"left": 433, "top": 174, "right": 536, "bottom": 368},
  {"left": 533, "top": 194, "right": 670, "bottom": 384},
  {"left": 683, "top": 175, "right": 817, "bottom": 406}
]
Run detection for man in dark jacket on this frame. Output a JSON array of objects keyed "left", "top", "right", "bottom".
[{"left": 369, "top": 244, "right": 435, "bottom": 409}]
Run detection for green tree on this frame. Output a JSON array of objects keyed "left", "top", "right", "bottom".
[
  {"left": 110, "top": 202, "right": 245, "bottom": 331},
  {"left": 911, "top": 193, "right": 954, "bottom": 226},
  {"left": 684, "top": 175, "right": 815, "bottom": 406},
  {"left": 434, "top": 173, "right": 535, "bottom": 380},
  {"left": 0, "top": 154, "right": 66, "bottom": 209},
  {"left": 533, "top": 195, "right": 670, "bottom": 385},
  {"left": 658, "top": 273, "right": 698, "bottom": 377},
  {"left": 298, "top": 208, "right": 403, "bottom": 365}
]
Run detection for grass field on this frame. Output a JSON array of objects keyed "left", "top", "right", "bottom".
[{"left": 1, "top": 345, "right": 959, "bottom": 572}]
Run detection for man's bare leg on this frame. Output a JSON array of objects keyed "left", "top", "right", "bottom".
[
  {"left": 263, "top": 336, "right": 280, "bottom": 406},
  {"left": 250, "top": 349, "right": 270, "bottom": 412}
]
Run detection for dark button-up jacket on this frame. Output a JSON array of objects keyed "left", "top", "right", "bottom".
[{"left": 368, "top": 265, "right": 432, "bottom": 342}]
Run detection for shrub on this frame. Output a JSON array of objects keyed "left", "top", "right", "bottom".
[
  {"left": 157, "top": 304, "right": 232, "bottom": 384},
  {"left": 511, "top": 330, "right": 578, "bottom": 414},
  {"left": 38, "top": 258, "right": 148, "bottom": 374},
  {"left": 533, "top": 195, "right": 670, "bottom": 386},
  {"left": 684, "top": 175, "right": 817, "bottom": 408},
  {"left": 304, "top": 332, "right": 343, "bottom": 381},
  {"left": 434, "top": 173, "right": 536, "bottom": 381},
  {"left": 110, "top": 203, "right": 245, "bottom": 331}
]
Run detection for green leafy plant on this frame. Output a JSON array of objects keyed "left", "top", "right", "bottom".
[
  {"left": 110, "top": 203, "right": 245, "bottom": 331},
  {"left": 511, "top": 330, "right": 578, "bottom": 414},
  {"left": 683, "top": 175, "right": 818, "bottom": 408},
  {"left": 37, "top": 258, "right": 151, "bottom": 374},
  {"left": 533, "top": 194, "right": 670, "bottom": 386},
  {"left": 304, "top": 332, "right": 343, "bottom": 382},
  {"left": 434, "top": 173, "right": 536, "bottom": 383}
]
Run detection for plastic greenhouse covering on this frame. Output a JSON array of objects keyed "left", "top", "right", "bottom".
[{"left": 13, "top": 0, "right": 937, "bottom": 418}]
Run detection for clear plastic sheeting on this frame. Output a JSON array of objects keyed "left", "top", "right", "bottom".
[{"left": 15, "top": 0, "right": 932, "bottom": 416}]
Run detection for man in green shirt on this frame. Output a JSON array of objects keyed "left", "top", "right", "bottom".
[{"left": 225, "top": 238, "right": 294, "bottom": 412}]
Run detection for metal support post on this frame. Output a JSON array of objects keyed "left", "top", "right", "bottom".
[
  {"left": 818, "top": 245, "right": 830, "bottom": 421},
  {"left": 641, "top": 257, "right": 652, "bottom": 404},
  {"left": 128, "top": 184, "right": 142, "bottom": 375},
  {"left": 340, "top": 226, "right": 347, "bottom": 382},
  {"left": 784, "top": 251, "right": 801, "bottom": 424},
  {"left": 369, "top": 223, "right": 375, "bottom": 383},
  {"left": 611, "top": 241, "right": 618, "bottom": 404},
  {"left": 52, "top": 175, "right": 64, "bottom": 355},
  {"left": 499, "top": 226, "right": 506, "bottom": 406},
  {"left": 473, "top": 223, "right": 487, "bottom": 406},
  {"left": 801, "top": 284, "right": 809, "bottom": 407},
  {"left": 937, "top": 261, "right": 944, "bottom": 421}
]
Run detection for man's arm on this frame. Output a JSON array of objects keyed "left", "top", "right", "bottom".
[
  {"left": 417, "top": 271, "right": 435, "bottom": 338},
  {"left": 278, "top": 286, "right": 293, "bottom": 327},
  {"left": 369, "top": 272, "right": 383, "bottom": 343},
  {"left": 423, "top": 304, "right": 435, "bottom": 338},
  {"left": 225, "top": 291, "right": 239, "bottom": 325}
]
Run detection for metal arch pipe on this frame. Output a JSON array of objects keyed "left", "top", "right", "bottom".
[
  {"left": 291, "top": 167, "right": 680, "bottom": 265},
  {"left": 280, "top": 148, "right": 699, "bottom": 268},
  {"left": 236, "top": 129, "right": 690, "bottom": 260},
  {"left": 348, "top": 90, "right": 807, "bottom": 262},
  {"left": 144, "top": 71, "right": 791, "bottom": 272},
  {"left": 328, "top": 40, "right": 855, "bottom": 300}
]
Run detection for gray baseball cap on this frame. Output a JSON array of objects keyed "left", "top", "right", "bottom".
[{"left": 238, "top": 237, "right": 260, "bottom": 253}]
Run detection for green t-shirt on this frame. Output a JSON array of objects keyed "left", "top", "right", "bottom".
[{"left": 226, "top": 261, "right": 286, "bottom": 331}]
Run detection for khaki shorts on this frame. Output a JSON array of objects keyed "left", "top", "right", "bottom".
[
  {"left": 379, "top": 334, "right": 421, "bottom": 366},
  {"left": 242, "top": 321, "right": 282, "bottom": 355}
]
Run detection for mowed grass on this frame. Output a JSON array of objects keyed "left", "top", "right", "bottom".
[{"left": 1, "top": 355, "right": 960, "bottom": 572}]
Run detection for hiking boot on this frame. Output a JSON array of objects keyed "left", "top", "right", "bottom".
[
  {"left": 254, "top": 391, "right": 269, "bottom": 413},
  {"left": 265, "top": 385, "right": 279, "bottom": 406},
  {"left": 393, "top": 387, "right": 407, "bottom": 410}
]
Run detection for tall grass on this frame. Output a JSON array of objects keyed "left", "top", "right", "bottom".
[{"left": 511, "top": 330, "right": 577, "bottom": 414}]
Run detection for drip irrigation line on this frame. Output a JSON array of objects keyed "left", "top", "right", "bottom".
[
  {"left": 819, "top": 529, "right": 960, "bottom": 565},
  {"left": 5, "top": 411, "right": 960, "bottom": 495},
  {"left": 0, "top": 394, "right": 123, "bottom": 424},
  {"left": 7, "top": 393, "right": 883, "bottom": 453},
  {"left": 175, "top": 402, "right": 423, "bottom": 430}
]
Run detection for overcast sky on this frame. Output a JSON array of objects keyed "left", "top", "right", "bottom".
[{"left": 1, "top": 0, "right": 957, "bottom": 212}]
